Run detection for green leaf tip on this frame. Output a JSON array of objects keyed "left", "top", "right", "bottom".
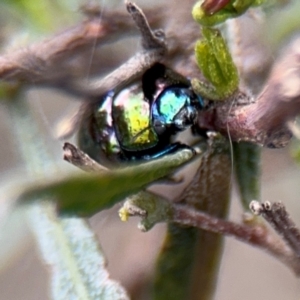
[
  {"left": 19, "top": 148, "right": 196, "bottom": 217},
  {"left": 193, "top": 27, "right": 239, "bottom": 100},
  {"left": 192, "top": 0, "right": 266, "bottom": 26}
]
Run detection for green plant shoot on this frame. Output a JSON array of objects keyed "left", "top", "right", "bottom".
[{"left": 192, "top": 27, "right": 239, "bottom": 100}]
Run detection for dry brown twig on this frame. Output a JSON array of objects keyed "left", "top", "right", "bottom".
[
  {"left": 63, "top": 142, "right": 109, "bottom": 173},
  {"left": 250, "top": 200, "right": 300, "bottom": 259},
  {"left": 0, "top": 10, "right": 132, "bottom": 84}
]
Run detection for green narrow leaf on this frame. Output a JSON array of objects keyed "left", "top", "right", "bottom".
[
  {"left": 233, "top": 142, "right": 261, "bottom": 209},
  {"left": 187, "top": 137, "right": 231, "bottom": 300},
  {"left": 153, "top": 224, "right": 198, "bottom": 300},
  {"left": 19, "top": 148, "right": 196, "bottom": 217},
  {"left": 194, "top": 27, "right": 239, "bottom": 99},
  {"left": 28, "top": 203, "right": 129, "bottom": 300},
  {"left": 154, "top": 136, "right": 232, "bottom": 300}
]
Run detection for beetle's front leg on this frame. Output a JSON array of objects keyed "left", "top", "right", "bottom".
[{"left": 145, "top": 142, "right": 196, "bottom": 160}]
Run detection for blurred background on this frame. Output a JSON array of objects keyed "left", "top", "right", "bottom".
[{"left": 0, "top": 0, "right": 300, "bottom": 299}]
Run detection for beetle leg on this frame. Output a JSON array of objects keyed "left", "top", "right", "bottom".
[{"left": 143, "top": 142, "right": 196, "bottom": 160}]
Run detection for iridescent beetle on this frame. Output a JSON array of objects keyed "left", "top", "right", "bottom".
[{"left": 78, "top": 63, "right": 204, "bottom": 166}]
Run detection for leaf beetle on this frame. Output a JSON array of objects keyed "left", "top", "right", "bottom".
[{"left": 78, "top": 63, "right": 204, "bottom": 166}]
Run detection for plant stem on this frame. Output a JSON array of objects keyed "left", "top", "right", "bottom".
[{"left": 173, "top": 204, "right": 300, "bottom": 276}]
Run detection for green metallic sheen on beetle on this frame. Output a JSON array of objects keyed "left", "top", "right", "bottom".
[{"left": 78, "top": 64, "right": 204, "bottom": 166}]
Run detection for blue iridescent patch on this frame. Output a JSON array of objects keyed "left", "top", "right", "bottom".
[{"left": 152, "top": 87, "right": 191, "bottom": 124}]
